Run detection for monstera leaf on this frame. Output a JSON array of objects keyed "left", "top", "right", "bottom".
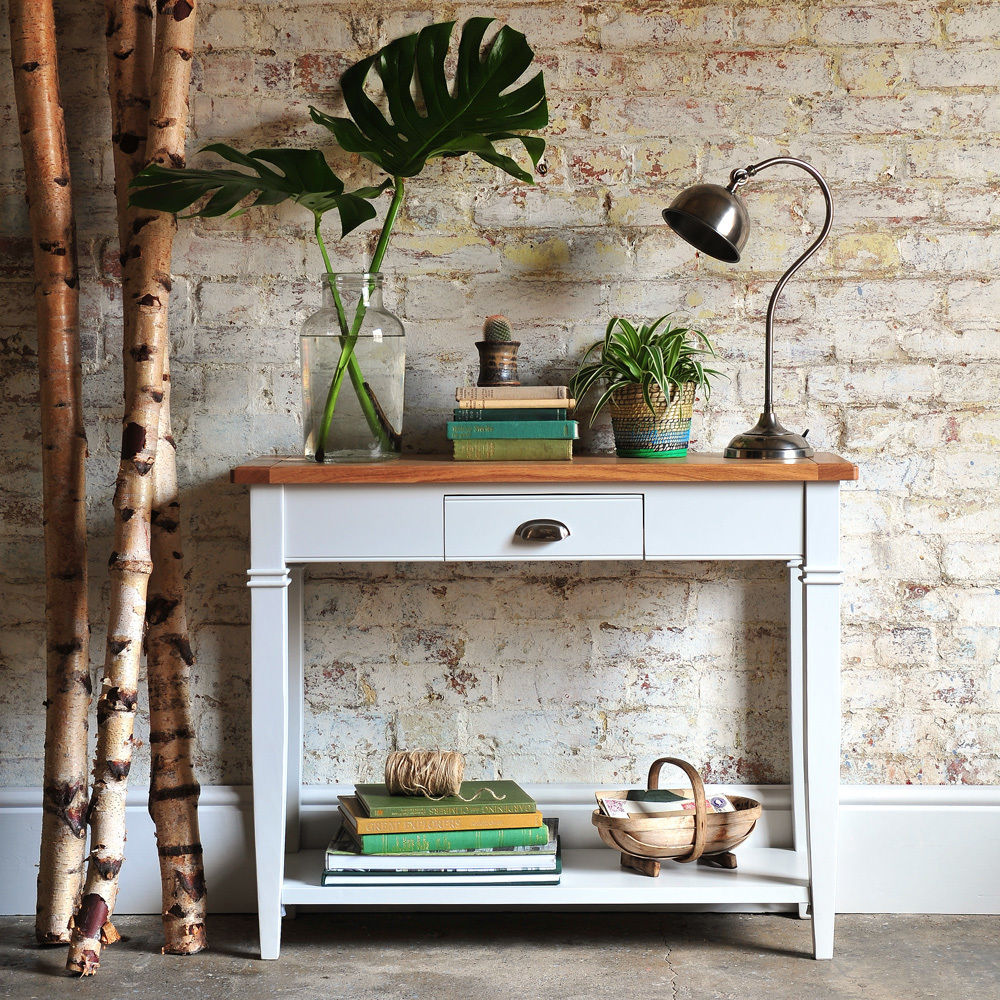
[
  {"left": 309, "top": 18, "right": 547, "bottom": 183},
  {"left": 129, "top": 144, "right": 389, "bottom": 235}
]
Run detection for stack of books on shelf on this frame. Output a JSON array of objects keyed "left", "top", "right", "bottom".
[
  {"left": 323, "top": 780, "right": 561, "bottom": 886},
  {"left": 449, "top": 386, "right": 578, "bottom": 461}
]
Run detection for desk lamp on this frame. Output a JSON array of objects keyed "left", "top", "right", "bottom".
[{"left": 662, "top": 156, "right": 833, "bottom": 460}]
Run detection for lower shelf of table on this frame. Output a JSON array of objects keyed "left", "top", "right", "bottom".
[{"left": 281, "top": 847, "right": 809, "bottom": 907}]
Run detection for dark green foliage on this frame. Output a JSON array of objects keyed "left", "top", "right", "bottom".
[
  {"left": 308, "top": 18, "right": 547, "bottom": 183},
  {"left": 570, "top": 315, "right": 726, "bottom": 423},
  {"left": 129, "top": 145, "right": 389, "bottom": 235}
]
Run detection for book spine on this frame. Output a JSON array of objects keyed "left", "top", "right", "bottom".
[
  {"left": 452, "top": 408, "right": 568, "bottom": 422},
  {"left": 355, "top": 825, "right": 550, "bottom": 855},
  {"left": 347, "top": 810, "right": 545, "bottom": 836},
  {"left": 447, "top": 421, "right": 579, "bottom": 441},
  {"left": 456, "top": 385, "right": 568, "bottom": 400},
  {"left": 365, "top": 800, "right": 536, "bottom": 818},
  {"left": 453, "top": 439, "right": 573, "bottom": 461},
  {"left": 456, "top": 398, "right": 576, "bottom": 410}
]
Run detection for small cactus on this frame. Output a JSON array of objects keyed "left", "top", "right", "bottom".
[{"left": 483, "top": 314, "right": 514, "bottom": 343}]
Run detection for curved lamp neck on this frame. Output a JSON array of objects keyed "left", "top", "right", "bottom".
[{"left": 729, "top": 157, "right": 834, "bottom": 413}]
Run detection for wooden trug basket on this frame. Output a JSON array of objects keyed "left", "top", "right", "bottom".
[{"left": 592, "top": 757, "right": 761, "bottom": 877}]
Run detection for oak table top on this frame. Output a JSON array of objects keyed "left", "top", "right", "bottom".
[{"left": 231, "top": 452, "right": 858, "bottom": 485}]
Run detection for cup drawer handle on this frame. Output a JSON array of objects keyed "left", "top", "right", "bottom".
[{"left": 515, "top": 518, "right": 571, "bottom": 542}]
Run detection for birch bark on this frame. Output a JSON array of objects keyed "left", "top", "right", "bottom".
[
  {"left": 107, "top": 0, "right": 209, "bottom": 956},
  {"left": 67, "top": 0, "right": 198, "bottom": 976},
  {"left": 8, "top": 0, "right": 91, "bottom": 946},
  {"left": 145, "top": 343, "right": 207, "bottom": 954}
]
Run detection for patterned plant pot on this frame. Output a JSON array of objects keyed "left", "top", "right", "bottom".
[
  {"left": 609, "top": 381, "right": 696, "bottom": 458},
  {"left": 476, "top": 340, "right": 521, "bottom": 386}
]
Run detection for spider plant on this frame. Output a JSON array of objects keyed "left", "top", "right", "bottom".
[
  {"left": 569, "top": 315, "right": 726, "bottom": 424},
  {"left": 130, "top": 18, "right": 548, "bottom": 460}
]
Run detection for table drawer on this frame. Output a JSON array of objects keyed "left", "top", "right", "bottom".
[
  {"left": 644, "top": 483, "right": 803, "bottom": 558},
  {"left": 283, "top": 485, "right": 444, "bottom": 560},
  {"left": 444, "top": 494, "right": 643, "bottom": 560}
]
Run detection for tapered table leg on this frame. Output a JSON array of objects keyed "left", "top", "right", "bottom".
[
  {"left": 248, "top": 487, "right": 289, "bottom": 960},
  {"left": 802, "top": 483, "right": 843, "bottom": 959}
]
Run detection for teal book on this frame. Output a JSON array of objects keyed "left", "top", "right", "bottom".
[
  {"left": 453, "top": 439, "right": 573, "bottom": 461},
  {"left": 351, "top": 823, "right": 550, "bottom": 855},
  {"left": 447, "top": 420, "right": 579, "bottom": 441},
  {"left": 452, "top": 407, "right": 568, "bottom": 421},
  {"left": 355, "top": 780, "right": 535, "bottom": 818}
]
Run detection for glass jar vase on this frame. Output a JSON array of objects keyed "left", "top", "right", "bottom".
[{"left": 300, "top": 273, "right": 405, "bottom": 462}]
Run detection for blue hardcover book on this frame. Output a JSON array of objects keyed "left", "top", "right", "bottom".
[{"left": 447, "top": 420, "right": 579, "bottom": 441}]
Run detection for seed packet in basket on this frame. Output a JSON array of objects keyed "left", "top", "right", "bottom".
[{"left": 597, "top": 789, "right": 736, "bottom": 818}]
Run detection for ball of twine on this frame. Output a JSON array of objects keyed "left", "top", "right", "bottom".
[
  {"left": 385, "top": 750, "right": 465, "bottom": 798},
  {"left": 384, "top": 750, "right": 507, "bottom": 803}
]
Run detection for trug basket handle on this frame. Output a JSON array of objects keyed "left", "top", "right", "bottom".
[{"left": 646, "top": 756, "right": 708, "bottom": 863}]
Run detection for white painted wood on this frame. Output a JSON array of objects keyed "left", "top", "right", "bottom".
[
  {"left": 801, "top": 482, "right": 844, "bottom": 959},
  {"left": 787, "top": 559, "right": 810, "bottom": 918},
  {"left": 0, "top": 786, "right": 256, "bottom": 915},
  {"left": 284, "top": 485, "right": 444, "bottom": 561},
  {"left": 236, "top": 476, "right": 853, "bottom": 958},
  {"left": 283, "top": 847, "right": 809, "bottom": 907},
  {"left": 644, "top": 483, "right": 803, "bottom": 558},
  {"left": 285, "top": 566, "right": 304, "bottom": 854},
  {"left": 249, "top": 487, "right": 290, "bottom": 960},
  {"left": 841, "top": 785, "right": 1000, "bottom": 807},
  {"left": 444, "top": 493, "right": 644, "bottom": 560},
  {"left": 4, "top": 784, "right": 999, "bottom": 916},
  {"left": 838, "top": 787, "right": 1000, "bottom": 913}
]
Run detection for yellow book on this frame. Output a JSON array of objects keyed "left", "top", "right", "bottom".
[
  {"left": 456, "top": 398, "right": 576, "bottom": 410},
  {"left": 338, "top": 795, "right": 544, "bottom": 836}
]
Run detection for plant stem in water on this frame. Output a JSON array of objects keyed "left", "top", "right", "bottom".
[
  {"left": 314, "top": 177, "right": 405, "bottom": 460},
  {"left": 312, "top": 220, "right": 391, "bottom": 459}
]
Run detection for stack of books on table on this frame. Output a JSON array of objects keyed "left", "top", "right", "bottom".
[
  {"left": 449, "top": 386, "right": 578, "bottom": 461},
  {"left": 323, "top": 780, "right": 561, "bottom": 886}
]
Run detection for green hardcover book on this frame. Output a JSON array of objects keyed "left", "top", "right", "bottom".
[
  {"left": 447, "top": 420, "right": 579, "bottom": 441},
  {"left": 326, "top": 820, "right": 559, "bottom": 870},
  {"left": 452, "top": 439, "right": 573, "bottom": 461},
  {"left": 452, "top": 407, "right": 568, "bottom": 422},
  {"left": 355, "top": 780, "right": 535, "bottom": 818},
  {"left": 352, "top": 823, "right": 550, "bottom": 855}
]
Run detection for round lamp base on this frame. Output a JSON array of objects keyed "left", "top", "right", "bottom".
[{"left": 724, "top": 412, "right": 814, "bottom": 461}]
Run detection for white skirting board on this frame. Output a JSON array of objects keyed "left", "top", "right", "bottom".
[{"left": 1, "top": 783, "right": 997, "bottom": 916}]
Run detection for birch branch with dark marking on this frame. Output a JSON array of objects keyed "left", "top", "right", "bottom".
[
  {"left": 145, "top": 342, "right": 207, "bottom": 955},
  {"left": 9, "top": 0, "right": 91, "bottom": 947},
  {"left": 67, "top": 0, "right": 198, "bottom": 976},
  {"left": 105, "top": 0, "right": 153, "bottom": 404}
]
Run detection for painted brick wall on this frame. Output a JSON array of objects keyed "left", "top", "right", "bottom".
[{"left": 1, "top": 1, "right": 997, "bottom": 789}]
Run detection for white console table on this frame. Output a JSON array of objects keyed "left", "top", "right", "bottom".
[{"left": 232, "top": 453, "right": 857, "bottom": 961}]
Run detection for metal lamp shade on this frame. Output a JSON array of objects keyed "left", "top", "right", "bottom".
[{"left": 662, "top": 184, "right": 749, "bottom": 263}]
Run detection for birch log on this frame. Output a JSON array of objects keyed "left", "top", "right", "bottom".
[
  {"left": 67, "top": 0, "right": 198, "bottom": 976},
  {"left": 8, "top": 0, "right": 91, "bottom": 946},
  {"left": 106, "top": 0, "right": 207, "bottom": 956},
  {"left": 105, "top": 0, "right": 153, "bottom": 268},
  {"left": 146, "top": 344, "right": 207, "bottom": 954}
]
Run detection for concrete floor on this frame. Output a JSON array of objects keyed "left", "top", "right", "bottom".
[{"left": 1, "top": 913, "right": 997, "bottom": 999}]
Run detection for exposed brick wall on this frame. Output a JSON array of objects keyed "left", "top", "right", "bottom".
[{"left": 1, "top": 2, "right": 997, "bottom": 788}]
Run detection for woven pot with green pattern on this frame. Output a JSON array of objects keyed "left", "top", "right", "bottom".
[
  {"left": 609, "top": 382, "right": 696, "bottom": 458},
  {"left": 569, "top": 314, "right": 725, "bottom": 460}
]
